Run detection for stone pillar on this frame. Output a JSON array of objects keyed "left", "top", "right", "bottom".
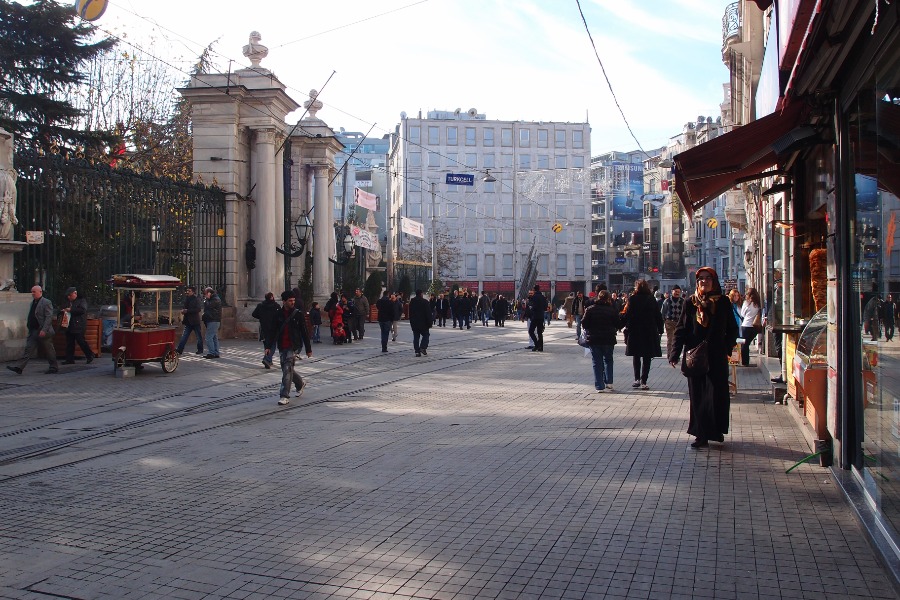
[
  {"left": 274, "top": 137, "right": 286, "bottom": 290},
  {"left": 313, "top": 164, "right": 333, "bottom": 301},
  {"left": 253, "top": 128, "right": 278, "bottom": 297}
]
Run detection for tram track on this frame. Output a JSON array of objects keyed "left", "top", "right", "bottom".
[{"left": 0, "top": 327, "right": 572, "bottom": 480}]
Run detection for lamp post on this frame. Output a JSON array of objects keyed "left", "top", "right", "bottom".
[
  {"left": 276, "top": 211, "right": 312, "bottom": 292},
  {"left": 431, "top": 181, "right": 437, "bottom": 286},
  {"left": 330, "top": 229, "right": 355, "bottom": 266}
]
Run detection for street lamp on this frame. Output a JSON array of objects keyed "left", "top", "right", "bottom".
[
  {"left": 276, "top": 211, "right": 312, "bottom": 258},
  {"left": 330, "top": 230, "right": 355, "bottom": 266}
]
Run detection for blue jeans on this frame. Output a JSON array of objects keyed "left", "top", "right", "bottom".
[
  {"left": 205, "top": 321, "right": 220, "bottom": 356},
  {"left": 177, "top": 323, "right": 203, "bottom": 353},
  {"left": 590, "top": 345, "right": 614, "bottom": 390},
  {"left": 262, "top": 340, "right": 276, "bottom": 365},
  {"left": 413, "top": 329, "right": 430, "bottom": 353},
  {"left": 311, "top": 324, "right": 320, "bottom": 343},
  {"left": 379, "top": 321, "right": 391, "bottom": 350},
  {"left": 575, "top": 315, "right": 583, "bottom": 339},
  {"left": 278, "top": 348, "right": 303, "bottom": 399}
]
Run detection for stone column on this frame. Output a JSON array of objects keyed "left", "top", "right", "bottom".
[
  {"left": 273, "top": 135, "right": 285, "bottom": 290},
  {"left": 253, "top": 128, "right": 278, "bottom": 297},
  {"left": 312, "top": 164, "right": 333, "bottom": 301}
]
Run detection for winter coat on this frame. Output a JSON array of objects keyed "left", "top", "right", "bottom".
[
  {"left": 376, "top": 296, "right": 394, "bottom": 322},
  {"left": 309, "top": 307, "right": 322, "bottom": 326},
  {"left": 203, "top": 294, "right": 222, "bottom": 323},
  {"left": 182, "top": 294, "right": 203, "bottom": 326},
  {"left": 59, "top": 297, "right": 88, "bottom": 335},
  {"left": 329, "top": 303, "right": 345, "bottom": 327},
  {"left": 273, "top": 306, "right": 311, "bottom": 353},
  {"left": 580, "top": 303, "right": 621, "bottom": 346},
  {"left": 408, "top": 296, "right": 432, "bottom": 331},
  {"left": 252, "top": 298, "right": 281, "bottom": 345},
  {"left": 392, "top": 298, "right": 403, "bottom": 321},
  {"left": 622, "top": 292, "right": 663, "bottom": 357},
  {"left": 353, "top": 294, "right": 370, "bottom": 319}
]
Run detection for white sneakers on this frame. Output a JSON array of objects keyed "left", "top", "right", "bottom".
[
  {"left": 296, "top": 381, "right": 306, "bottom": 397},
  {"left": 641, "top": 383, "right": 649, "bottom": 390},
  {"left": 278, "top": 397, "right": 289, "bottom": 405},
  {"left": 632, "top": 380, "right": 641, "bottom": 388}
]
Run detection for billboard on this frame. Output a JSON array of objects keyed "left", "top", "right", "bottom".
[{"left": 609, "top": 162, "right": 644, "bottom": 221}]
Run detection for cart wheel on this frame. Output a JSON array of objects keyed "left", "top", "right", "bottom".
[
  {"left": 114, "top": 350, "right": 126, "bottom": 371},
  {"left": 161, "top": 346, "right": 178, "bottom": 373}
]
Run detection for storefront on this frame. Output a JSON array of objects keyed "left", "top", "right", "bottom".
[{"left": 675, "top": 0, "right": 900, "bottom": 580}]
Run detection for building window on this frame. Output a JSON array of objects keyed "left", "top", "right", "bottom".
[
  {"left": 501, "top": 128, "right": 513, "bottom": 147},
  {"left": 574, "top": 205, "right": 586, "bottom": 219},
  {"left": 483, "top": 128, "right": 495, "bottom": 147},
  {"left": 428, "top": 126, "right": 440, "bottom": 145},
  {"left": 574, "top": 229, "right": 586, "bottom": 244},
  {"left": 466, "top": 254, "right": 478, "bottom": 277},
  {"left": 574, "top": 254, "right": 585, "bottom": 276},
  {"left": 538, "top": 129, "right": 548, "bottom": 148},
  {"left": 429, "top": 152, "right": 441, "bottom": 167},
  {"left": 501, "top": 154, "right": 513, "bottom": 168},
  {"left": 519, "top": 129, "right": 530, "bottom": 147},
  {"left": 409, "top": 153, "right": 422, "bottom": 167},
  {"left": 501, "top": 228, "right": 513, "bottom": 243},
  {"left": 502, "top": 254, "right": 513, "bottom": 276},
  {"left": 537, "top": 254, "right": 549, "bottom": 275},
  {"left": 519, "top": 154, "right": 531, "bottom": 169},
  {"left": 573, "top": 156, "right": 585, "bottom": 168},
  {"left": 485, "top": 254, "right": 496, "bottom": 276},
  {"left": 483, "top": 204, "right": 495, "bottom": 218},
  {"left": 555, "top": 130, "right": 566, "bottom": 148},
  {"left": 484, "top": 154, "right": 495, "bottom": 168},
  {"left": 447, "top": 126, "right": 458, "bottom": 146},
  {"left": 447, "top": 184, "right": 458, "bottom": 193},
  {"left": 409, "top": 126, "right": 420, "bottom": 144},
  {"left": 538, "top": 155, "right": 549, "bottom": 169},
  {"left": 465, "top": 153, "right": 477, "bottom": 168},
  {"left": 519, "top": 204, "right": 531, "bottom": 219},
  {"left": 484, "top": 181, "right": 495, "bottom": 193},
  {"left": 573, "top": 130, "right": 584, "bottom": 148},
  {"left": 485, "top": 229, "right": 497, "bottom": 243},
  {"left": 536, "top": 204, "right": 549, "bottom": 219},
  {"left": 465, "top": 228, "right": 477, "bottom": 243},
  {"left": 446, "top": 204, "right": 459, "bottom": 217},
  {"left": 501, "top": 205, "right": 513, "bottom": 219},
  {"left": 408, "top": 203, "right": 421, "bottom": 218},
  {"left": 555, "top": 155, "right": 567, "bottom": 169},
  {"left": 557, "top": 254, "right": 567, "bottom": 277},
  {"left": 465, "top": 127, "right": 476, "bottom": 146}
]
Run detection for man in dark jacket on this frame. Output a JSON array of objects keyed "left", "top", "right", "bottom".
[
  {"left": 202, "top": 287, "right": 222, "bottom": 359},
  {"left": 408, "top": 289, "right": 432, "bottom": 357},
  {"left": 274, "top": 291, "right": 312, "bottom": 406},
  {"left": 8, "top": 285, "right": 58, "bottom": 374},
  {"left": 435, "top": 293, "right": 449, "bottom": 327},
  {"left": 59, "top": 286, "right": 95, "bottom": 364},
  {"left": 376, "top": 291, "right": 394, "bottom": 352},
  {"left": 528, "top": 284, "right": 549, "bottom": 351},
  {"left": 252, "top": 292, "right": 280, "bottom": 368},
  {"left": 493, "top": 294, "right": 509, "bottom": 327},
  {"left": 176, "top": 285, "right": 204, "bottom": 356},
  {"left": 581, "top": 290, "right": 622, "bottom": 392},
  {"left": 351, "top": 288, "right": 370, "bottom": 340}
]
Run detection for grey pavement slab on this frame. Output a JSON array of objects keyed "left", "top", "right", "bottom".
[{"left": 0, "top": 321, "right": 897, "bottom": 599}]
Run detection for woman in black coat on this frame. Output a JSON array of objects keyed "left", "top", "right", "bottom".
[
  {"left": 668, "top": 267, "right": 739, "bottom": 448},
  {"left": 622, "top": 279, "right": 664, "bottom": 390}
]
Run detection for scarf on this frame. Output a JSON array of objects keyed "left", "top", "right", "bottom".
[{"left": 691, "top": 292, "right": 721, "bottom": 328}]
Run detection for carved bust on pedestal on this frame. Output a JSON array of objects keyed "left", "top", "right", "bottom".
[
  {"left": 304, "top": 89, "right": 324, "bottom": 120},
  {"left": 242, "top": 31, "right": 268, "bottom": 68}
]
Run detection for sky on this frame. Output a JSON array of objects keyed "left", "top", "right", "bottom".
[{"left": 92, "top": 0, "right": 732, "bottom": 156}]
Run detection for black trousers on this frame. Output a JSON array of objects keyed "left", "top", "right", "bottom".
[
  {"left": 66, "top": 330, "right": 93, "bottom": 361},
  {"left": 528, "top": 319, "right": 544, "bottom": 349},
  {"left": 632, "top": 356, "right": 652, "bottom": 383}
]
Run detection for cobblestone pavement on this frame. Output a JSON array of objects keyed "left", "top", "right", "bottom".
[{"left": 0, "top": 321, "right": 897, "bottom": 599}]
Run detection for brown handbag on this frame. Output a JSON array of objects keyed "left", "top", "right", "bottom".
[{"left": 681, "top": 340, "right": 710, "bottom": 377}]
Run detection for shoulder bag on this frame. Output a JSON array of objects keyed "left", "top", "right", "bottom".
[
  {"left": 681, "top": 319, "right": 711, "bottom": 377},
  {"left": 751, "top": 310, "right": 762, "bottom": 331}
]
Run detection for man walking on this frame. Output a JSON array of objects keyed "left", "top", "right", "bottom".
[
  {"left": 176, "top": 285, "right": 204, "bottom": 356},
  {"left": 408, "top": 289, "right": 431, "bottom": 357},
  {"left": 252, "top": 291, "right": 280, "bottom": 368},
  {"left": 376, "top": 291, "right": 394, "bottom": 352},
  {"left": 435, "top": 292, "right": 449, "bottom": 327},
  {"left": 274, "top": 291, "right": 312, "bottom": 406},
  {"left": 202, "top": 287, "right": 222, "bottom": 359},
  {"left": 477, "top": 291, "right": 491, "bottom": 326},
  {"left": 59, "top": 286, "right": 95, "bottom": 364},
  {"left": 529, "top": 284, "right": 548, "bottom": 351},
  {"left": 660, "top": 285, "right": 685, "bottom": 358},
  {"left": 351, "top": 288, "right": 369, "bottom": 340},
  {"left": 572, "top": 290, "right": 586, "bottom": 339},
  {"left": 8, "top": 285, "right": 58, "bottom": 374}
]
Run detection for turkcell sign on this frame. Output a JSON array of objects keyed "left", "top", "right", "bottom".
[
  {"left": 445, "top": 173, "right": 474, "bottom": 186},
  {"left": 615, "top": 257, "right": 627, "bottom": 263}
]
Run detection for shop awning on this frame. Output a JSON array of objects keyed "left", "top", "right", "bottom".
[{"left": 673, "top": 100, "right": 808, "bottom": 219}]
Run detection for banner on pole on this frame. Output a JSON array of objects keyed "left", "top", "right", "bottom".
[
  {"left": 401, "top": 217, "right": 425, "bottom": 239},
  {"left": 354, "top": 187, "right": 378, "bottom": 211},
  {"left": 350, "top": 225, "right": 380, "bottom": 251}
]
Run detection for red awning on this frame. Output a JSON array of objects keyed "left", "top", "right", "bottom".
[{"left": 673, "top": 100, "right": 808, "bottom": 219}]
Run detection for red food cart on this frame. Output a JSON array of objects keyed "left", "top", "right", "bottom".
[{"left": 109, "top": 274, "right": 182, "bottom": 374}]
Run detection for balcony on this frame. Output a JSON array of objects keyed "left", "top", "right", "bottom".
[
  {"left": 724, "top": 190, "right": 747, "bottom": 230},
  {"left": 722, "top": 2, "right": 740, "bottom": 53}
]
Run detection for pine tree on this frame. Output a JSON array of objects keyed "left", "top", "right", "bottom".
[{"left": 0, "top": 0, "right": 116, "bottom": 151}]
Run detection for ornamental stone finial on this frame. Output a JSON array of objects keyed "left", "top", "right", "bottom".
[
  {"left": 242, "top": 31, "right": 268, "bottom": 68},
  {"left": 304, "top": 89, "right": 324, "bottom": 120}
]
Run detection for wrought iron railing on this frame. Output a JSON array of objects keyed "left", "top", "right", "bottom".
[
  {"left": 12, "top": 149, "right": 226, "bottom": 306},
  {"left": 722, "top": 2, "right": 740, "bottom": 50}
]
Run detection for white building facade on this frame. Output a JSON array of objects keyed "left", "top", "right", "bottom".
[{"left": 388, "top": 109, "right": 591, "bottom": 303}]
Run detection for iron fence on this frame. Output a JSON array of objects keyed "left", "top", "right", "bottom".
[{"left": 12, "top": 149, "right": 226, "bottom": 306}]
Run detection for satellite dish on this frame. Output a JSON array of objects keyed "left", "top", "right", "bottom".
[
  {"left": 467, "top": 108, "right": 478, "bottom": 117},
  {"left": 74, "top": 0, "right": 108, "bottom": 20}
]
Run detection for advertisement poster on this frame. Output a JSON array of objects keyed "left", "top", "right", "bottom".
[{"left": 609, "top": 163, "right": 644, "bottom": 222}]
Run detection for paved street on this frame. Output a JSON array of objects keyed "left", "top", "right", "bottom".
[{"left": 0, "top": 321, "right": 897, "bottom": 599}]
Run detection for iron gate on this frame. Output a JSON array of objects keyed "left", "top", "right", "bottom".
[{"left": 12, "top": 149, "right": 226, "bottom": 305}]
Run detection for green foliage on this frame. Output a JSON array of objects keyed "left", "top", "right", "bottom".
[
  {"left": 296, "top": 254, "right": 314, "bottom": 308},
  {"left": 0, "top": 0, "right": 117, "bottom": 152},
  {"left": 428, "top": 278, "right": 444, "bottom": 296},
  {"left": 397, "top": 273, "right": 412, "bottom": 299},
  {"left": 363, "top": 270, "right": 384, "bottom": 305}
]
